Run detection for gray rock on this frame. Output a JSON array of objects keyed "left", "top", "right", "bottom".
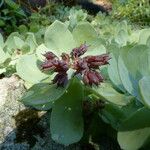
[
  {"left": 0, "top": 75, "right": 26, "bottom": 143},
  {"left": 0, "top": 75, "right": 81, "bottom": 150}
]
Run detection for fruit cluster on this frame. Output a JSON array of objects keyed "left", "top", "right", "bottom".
[{"left": 41, "top": 43, "right": 110, "bottom": 87}]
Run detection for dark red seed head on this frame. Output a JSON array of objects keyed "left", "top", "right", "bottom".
[
  {"left": 53, "top": 72, "right": 68, "bottom": 87},
  {"left": 41, "top": 61, "right": 55, "bottom": 70},
  {"left": 71, "top": 43, "right": 89, "bottom": 58},
  {"left": 61, "top": 53, "right": 70, "bottom": 63},
  {"left": 53, "top": 60, "right": 69, "bottom": 72},
  {"left": 43, "top": 51, "right": 57, "bottom": 60},
  {"left": 41, "top": 44, "right": 110, "bottom": 87},
  {"left": 84, "top": 54, "right": 111, "bottom": 69},
  {"left": 83, "top": 70, "right": 103, "bottom": 86},
  {"left": 73, "top": 58, "right": 88, "bottom": 75}
]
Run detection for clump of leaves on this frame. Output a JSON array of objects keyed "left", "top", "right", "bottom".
[
  {"left": 0, "top": 0, "right": 26, "bottom": 35},
  {"left": 111, "top": 0, "right": 150, "bottom": 26},
  {"left": 1, "top": 17, "right": 150, "bottom": 149}
]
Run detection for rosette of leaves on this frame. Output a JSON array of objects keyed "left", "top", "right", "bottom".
[
  {"left": 19, "top": 20, "right": 114, "bottom": 145},
  {"left": 105, "top": 28, "right": 150, "bottom": 149},
  {"left": 0, "top": 32, "right": 39, "bottom": 77},
  {"left": 19, "top": 21, "right": 150, "bottom": 148}
]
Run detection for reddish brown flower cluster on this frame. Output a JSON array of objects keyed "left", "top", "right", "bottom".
[{"left": 41, "top": 43, "right": 110, "bottom": 87}]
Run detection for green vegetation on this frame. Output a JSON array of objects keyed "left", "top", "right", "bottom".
[{"left": 0, "top": 0, "right": 150, "bottom": 149}]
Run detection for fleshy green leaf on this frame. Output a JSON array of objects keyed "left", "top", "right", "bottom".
[
  {"left": 139, "top": 76, "right": 150, "bottom": 109},
  {"left": 0, "top": 47, "right": 9, "bottom": 64},
  {"left": 118, "top": 54, "right": 137, "bottom": 98},
  {"left": 36, "top": 44, "right": 50, "bottom": 61},
  {"left": 100, "top": 101, "right": 150, "bottom": 131},
  {"left": 119, "top": 107, "right": 150, "bottom": 131},
  {"left": 21, "top": 83, "right": 68, "bottom": 110},
  {"left": 93, "top": 83, "right": 131, "bottom": 106},
  {"left": 51, "top": 78, "right": 84, "bottom": 145},
  {"left": 44, "top": 20, "right": 76, "bottom": 55},
  {"left": 25, "top": 33, "right": 38, "bottom": 52},
  {"left": 139, "top": 28, "right": 150, "bottom": 45},
  {"left": 73, "top": 22, "right": 98, "bottom": 45},
  {"left": 16, "top": 54, "right": 49, "bottom": 83},
  {"left": 4, "top": 32, "right": 22, "bottom": 54},
  {"left": 118, "top": 127, "right": 150, "bottom": 150},
  {"left": 14, "top": 36, "right": 25, "bottom": 49},
  {"left": 118, "top": 45, "right": 150, "bottom": 100},
  {"left": 108, "top": 51, "right": 125, "bottom": 92},
  {"left": 115, "top": 29, "right": 128, "bottom": 46},
  {"left": 73, "top": 22, "right": 106, "bottom": 56}
]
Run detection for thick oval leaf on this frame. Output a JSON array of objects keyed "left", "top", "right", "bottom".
[
  {"left": 139, "top": 28, "right": 150, "bottom": 45},
  {"left": 73, "top": 22, "right": 98, "bottom": 45},
  {"left": 82, "top": 38, "right": 106, "bottom": 57},
  {"left": 36, "top": 44, "right": 50, "bottom": 61},
  {"left": 32, "top": 102, "right": 52, "bottom": 110},
  {"left": 119, "top": 107, "right": 150, "bottom": 131},
  {"left": 73, "top": 22, "right": 106, "bottom": 56},
  {"left": 139, "top": 76, "right": 150, "bottom": 109},
  {"left": 118, "top": 55, "right": 137, "bottom": 97},
  {"left": 21, "top": 83, "right": 67, "bottom": 110},
  {"left": 44, "top": 20, "right": 76, "bottom": 55},
  {"left": 16, "top": 54, "right": 49, "bottom": 83},
  {"left": 4, "top": 32, "right": 22, "bottom": 54},
  {"left": 51, "top": 78, "right": 84, "bottom": 145},
  {"left": 108, "top": 52, "right": 125, "bottom": 92},
  {"left": 0, "top": 47, "right": 9, "bottom": 64},
  {"left": 118, "top": 45, "right": 150, "bottom": 100},
  {"left": 100, "top": 101, "right": 150, "bottom": 131},
  {"left": 129, "top": 30, "right": 141, "bottom": 43},
  {"left": 14, "top": 36, "right": 25, "bottom": 49},
  {"left": 115, "top": 29, "right": 128, "bottom": 46},
  {"left": 126, "top": 45, "right": 150, "bottom": 77},
  {"left": 25, "top": 33, "right": 38, "bottom": 52},
  {"left": 118, "top": 127, "right": 150, "bottom": 150},
  {"left": 93, "top": 83, "right": 131, "bottom": 106},
  {"left": 100, "top": 103, "right": 128, "bottom": 130}
]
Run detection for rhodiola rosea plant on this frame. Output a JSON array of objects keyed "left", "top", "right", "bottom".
[
  {"left": 19, "top": 20, "right": 110, "bottom": 145},
  {"left": 18, "top": 20, "right": 150, "bottom": 149},
  {"left": 1, "top": 17, "right": 150, "bottom": 148}
]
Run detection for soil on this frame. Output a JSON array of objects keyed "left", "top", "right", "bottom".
[{"left": 93, "top": 0, "right": 112, "bottom": 11}]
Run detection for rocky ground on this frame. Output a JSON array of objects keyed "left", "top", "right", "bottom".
[
  {"left": 0, "top": 75, "right": 80, "bottom": 150},
  {"left": 0, "top": 75, "right": 120, "bottom": 150}
]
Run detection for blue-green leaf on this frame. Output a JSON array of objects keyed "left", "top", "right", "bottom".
[
  {"left": 16, "top": 54, "right": 49, "bottom": 83},
  {"left": 44, "top": 20, "right": 76, "bottom": 55},
  {"left": 139, "top": 76, "right": 150, "bottom": 109},
  {"left": 21, "top": 83, "right": 68, "bottom": 110},
  {"left": 51, "top": 78, "right": 84, "bottom": 145}
]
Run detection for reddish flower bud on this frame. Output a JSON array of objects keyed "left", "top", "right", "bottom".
[
  {"left": 53, "top": 60, "right": 69, "bottom": 72},
  {"left": 43, "top": 51, "right": 57, "bottom": 60},
  {"left": 83, "top": 70, "right": 103, "bottom": 86},
  {"left": 41, "top": 44, "right": 110, "bottom": 87},
  {"left": 53, "top": 72, "right": 68, "bottom": 87},
  {"left": 73, "top": 59, "right": 88, "bottom": 75},
  {"left": 84, "top": 54, "right": 110, "bottom": 69},
  {"left": 71, "top": 43, "right": 89, "bottom": 58},
  {"left": 61, "top": 53, "right": 70, "bottom": 63},
  {"left": 41, "top": 61, "right": 55, "bottom": 70}
]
